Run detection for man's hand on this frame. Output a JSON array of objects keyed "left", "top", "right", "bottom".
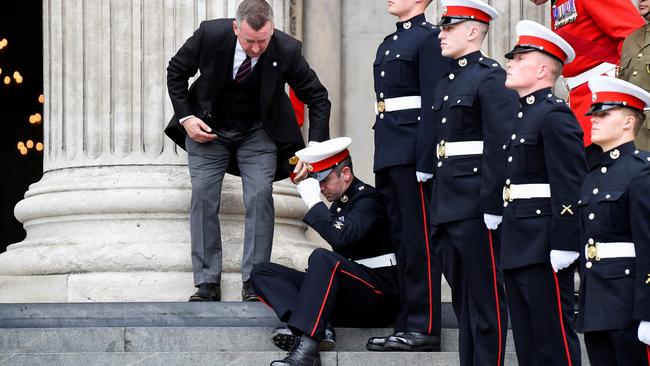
[
  {"left": 638, "top": 321, "right": 650, "bottom": 345},
  {"left": 416, "top": 171, "right": 433, "bottom": 182},
  {"left": 297, "top": 178, "right": 322, "bottom": 209},
  {"left": 550, "top": 250, "right": 579, "bottom": 272},
  {"left": 182, "top": 117, "right": 218, "bottom": 143},
  {"left": 484, "top": 214, "right": 502, "bottom": 230},
  {"left": 292, "top": 159, "right": 311, "bottom": 184}
]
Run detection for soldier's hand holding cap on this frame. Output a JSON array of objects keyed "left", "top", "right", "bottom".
[
  {"left": 297, "top": 178, "right": 322, "bottom": 209},
  {"left": 549, "top": 250, "right": 579, "bottom": 272},
  {"left": 292, "top": 159, "right": 311, "bottom": 184}
]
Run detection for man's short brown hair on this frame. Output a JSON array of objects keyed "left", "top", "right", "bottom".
[{"left": 236, "top": 0, "right": 274, "bottom": 30}]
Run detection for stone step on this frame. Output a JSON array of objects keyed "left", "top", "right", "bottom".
[
  {"left": 0, "top": 327, "right": 514, "bottom": 353},
  {"left": 0, "top": 351, "right": 522, "bottom": 366},
  {"left": 0, "top": 302, "right": 459, "bottom": 328}
]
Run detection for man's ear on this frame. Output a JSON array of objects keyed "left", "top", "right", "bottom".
[
  {"left": 622, "top": 113, "right": 635, "bottom": 131},
  {"left": 342, "top": 167, "right": 353, "bottom": 182},
  {"left": 232, "top": 20, "right": 239, "bottom": 36}
]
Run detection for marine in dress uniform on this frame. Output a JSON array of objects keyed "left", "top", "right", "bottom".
[
  {"left": 369, "top": 0, "right": 450, "bottom": 352},
  {"left": 250, "top": 138, "right": 400, "bottom": 366},
  {"left": 533, "top": 0, "right": 644, "bottom": 145},
  {"left": 501, "top": 20, "right": 585, "bottom": 366},
  {"left": 422, "top": 1, "right": 518, "bottom": 364},
  {"left": 577, "top": 76, "right": 650, "bottom": 366},
  {"left": 619, "top": 0, "right": 650, "bottom": 151}
]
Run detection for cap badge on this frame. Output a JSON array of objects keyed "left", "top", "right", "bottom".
[
  {"left": 442, "top": 6, "right": 447, "bottom": 15},
  {"left": 288, "top": 156, "right": 299, "bottom": 165},
  {"left": 341, "top": 195, "right": 348, "bottom": 203},
  {"left": 526, "top": 95, "right": 535, "bottom": 105},
  {"left": 306, "top": 164, "right": 314, "bottom": 172},
  {"left": 403, "top": 21, "right": 411, "bottom": 30},
  {"left": 458, "top": 58, "right": 467, "bottom": 67},
  {"left": 610, "top": 149, "right": 620, "bottom": 160},
  {"left": 592, "top": 93, "right": 597, "bottom": 102}
]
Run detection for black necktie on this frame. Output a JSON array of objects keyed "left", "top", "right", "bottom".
[{"left": 235, "top": 56, "right": 252, "bottom": 83}]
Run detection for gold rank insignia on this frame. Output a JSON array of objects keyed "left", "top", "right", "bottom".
[
  {"left": 610, "top": 149, "right": 620, "bottom": 160},
  {"left": 561, "top": 204, "right": 573, "bottom": 216}
]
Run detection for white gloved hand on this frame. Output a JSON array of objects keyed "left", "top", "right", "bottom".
[
  {"left": 639, "top": 321, "right": 650, "bottom": 345},
  {"left": 416, "top": 171, "right": 433, "bottom": 182},
  {"left": 550, "top": 250, "right": 579, "bottom": 272},
  {"left": 484, "top": 214, "right": 502, "bottom": 230},
  {"left": 297, "top": 178, "right": 322, "bottom": 209}
]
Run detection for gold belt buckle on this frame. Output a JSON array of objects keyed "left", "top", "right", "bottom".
[
  {"left": 587, "top": 244, "right": 600, "bottom": 260},
  {"left": 436, "top": 140, "right": 446, "bottom": 159},
  {"left": 377, "top": 101, "right": 386, "bottom": 113},
  {"left": 502, "top": 186, "right": 512, "bottom": 202}
]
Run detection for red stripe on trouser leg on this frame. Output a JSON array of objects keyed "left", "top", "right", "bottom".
[
  {"left": 646, "top": 345, "right": 650, "bottom": 366},
  {"left": 419, "top": 182, "right": 433, "bottom": 334},
  {"left": 487, "top": 230, "right": 503, "bottom": 366},
  {"left": 551, "top": 270, "right": 573, "bottom": 366},
  {"left": 257, "top": 295, "right": 272, "bottom": 309},
  {"left": 310, "top": 261, "right": 341, "bottom": 338},
  {"left": 339, "top": 269, "right": 384, "bottom": 295}
]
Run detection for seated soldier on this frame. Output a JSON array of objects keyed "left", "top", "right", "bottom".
[{"left": 250, "top": 137, "right": 399, "bottom": 366}]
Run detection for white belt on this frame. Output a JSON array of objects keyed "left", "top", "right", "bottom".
[
  {"left": 374, "top": 96, "right": 421, "bottom": 115},
  {"left": 355, "top": 253, "right": 397, "bottom": 268},
  {"left": 436, "top": 140, "right": 484, "bottom": 159},
  {"left": 585, "top": 242, "right": 635, "bottom": 260},
  {"left": 563, "top": 62, "right": 616, "bottom": 91},
  {"left": 503, "top": 183, "right": 551, "bottom": 202}
]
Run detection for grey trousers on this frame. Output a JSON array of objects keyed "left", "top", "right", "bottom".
[{"left": 185, "top": 126, "right": 276, "bottom": 285}]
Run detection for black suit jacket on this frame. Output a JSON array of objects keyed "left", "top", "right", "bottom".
[{"left": 166, "top": 18, "right": 330, "bottom": 180}]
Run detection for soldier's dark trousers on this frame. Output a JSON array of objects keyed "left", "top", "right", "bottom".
[
  {"left": 584, "top": 329, "right": 649, "bottom": 366},
  {"left": 432, "top": 217, "right": 507, "bottom": 366},
  {"left": 250, "top": 248, "right": 399, "bottom": 340},
  {"left": 375, "top": 164, "right": 442, "bottom": 335},
  {"left": 504, "top": 263, "right": 581, "bottom": 366}
]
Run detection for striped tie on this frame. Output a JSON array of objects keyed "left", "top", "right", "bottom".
[{"left": 235, "top": 56, "right": 252, "bottom": 83}]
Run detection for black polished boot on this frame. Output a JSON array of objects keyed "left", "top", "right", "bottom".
[
  {"left": 242, "top": 280, "right": 260, "bottom": 301},
  {"left": 272, "top": 325, "right": 336, "bottom": 351},
  {"left": 366, "top": 331, "right": 404, "bottom": 351},
  {"left": 270, "top": 334, "right": 322, "bottom": 366},
  {"left": 188, "top": 283, "right": 221, "bottom": 302},
  {"left": 384, "top": 331, "right": 441, "bottom": 351}
]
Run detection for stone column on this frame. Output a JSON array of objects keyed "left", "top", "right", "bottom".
[{"left": 0, "top": 0, "right": 318, "bottom": 302}]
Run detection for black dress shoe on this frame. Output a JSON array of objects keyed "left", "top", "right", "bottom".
[
  {"left": 272, "top": 325, "right": 336, "bottom": 351},
  {"left": 188, "top": 283, "right": 221, "bottom": 302},
  {"left": 270, "top": 334, "right": 322, "bottom": 366},
  {"left": 366, "top": 331, "right": 404, "bottom": 351},
  {"left": 242, "top": 280, "right": 260, "bottom": 301},
  {"left": 384, "top": 331, "right": 441, "bottom": 352}
]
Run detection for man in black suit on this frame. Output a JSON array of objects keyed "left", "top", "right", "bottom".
[{"left": 166, "top": 0, "right": 330, "bottom": 302}]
